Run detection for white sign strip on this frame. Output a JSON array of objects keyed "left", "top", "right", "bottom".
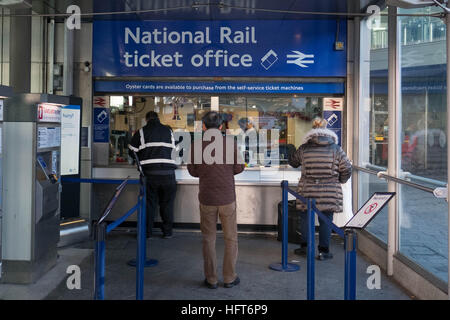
[
  {"left": 211, "top": 97, "right": 219, "bottom": 111},
  {"left": 0, "top": 99, "right": 3, "bottom": 121}
]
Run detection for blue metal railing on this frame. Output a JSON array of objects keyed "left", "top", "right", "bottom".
[
  {"left": 270, "top": 180, "right": 357, "bottom": 300},
  {"left": 62, "top": 175, "right": 155, "bottom": 300}
]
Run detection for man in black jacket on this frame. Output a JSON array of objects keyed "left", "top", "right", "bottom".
[{"left": 129, "top": 111, "right": 177, "bottom": 239}]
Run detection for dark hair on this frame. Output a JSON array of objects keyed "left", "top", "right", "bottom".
[
  {"left": 238, "top": 117, "right": 249, "bottom": 128},
  {"left": 202, "top": 111, "right": 222, "bottom": 129},
  {"left": 146, "top": 111, "right": 159, "bottom": 122}
]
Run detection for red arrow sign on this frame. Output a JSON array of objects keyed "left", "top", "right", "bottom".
[{"left": 94, "top": 97, "right": 106, "bottom": 107}]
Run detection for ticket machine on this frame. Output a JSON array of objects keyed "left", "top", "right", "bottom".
[{"left": 1, "top": 94, "right": 71, "bottom": 283}]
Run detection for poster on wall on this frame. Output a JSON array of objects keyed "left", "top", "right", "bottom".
[
  {"left": 61, "top": 105, "right": 81, "bottom": 175},
  {"left": 323, "top": 97, "right": 344, "bottom": 146},
  {"left": 93, "top": 107, "right": 110, "bottom": 143}
]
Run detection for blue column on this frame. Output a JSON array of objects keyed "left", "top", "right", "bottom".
[
  {"left": 344, "top": 229, "right": 357, "bottom": 300},
  {"left": 307, "top": 198, "right": 315, "bottom": 300}
]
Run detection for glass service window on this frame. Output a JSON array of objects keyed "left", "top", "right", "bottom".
[{"left": 106, "top": 95, "right": 327, "bottom": 167}]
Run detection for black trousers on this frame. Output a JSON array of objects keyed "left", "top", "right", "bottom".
[{"left": 145, "top": 174, "right": 177, "bottom": 236}]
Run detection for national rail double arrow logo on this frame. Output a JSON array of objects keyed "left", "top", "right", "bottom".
[
  {"left": 286, "top": 51, "right": 315, "bottom": 68},
  {"left": 364, "top": 203, "right": 378, "bottom": 215}
]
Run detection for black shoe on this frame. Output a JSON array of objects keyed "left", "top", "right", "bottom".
[
  {"left": 146, "top": 233, "right": 153, "bottom": 239},
  {"left": 162, "top": 233, "right": 173, "bottom": 239},
  {"left": 204, "top": 279, "right": 218, "bottom": 289},
  {"left": 317, "top": 252, "right": 333, "bottom": 260},
  {"left": 224, "top": 277, "right": 240, "bottom": 288},
  {"left": 294, "top": 247, "right": 307, "bottom": 256}
]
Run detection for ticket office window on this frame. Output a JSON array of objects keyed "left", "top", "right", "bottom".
[{"left": 107, "top": 95, "right": 324, "bottom": 166}]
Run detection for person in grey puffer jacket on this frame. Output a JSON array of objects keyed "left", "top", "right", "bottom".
[{"left": 288, "top": 117, "right": 352, "bottom": 260}]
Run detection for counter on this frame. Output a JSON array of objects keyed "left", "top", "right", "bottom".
[
  {"left": 91, "top": 165, "right": 353, "bottom": 228},
  {"left": 91, "top": 166, "right": 302, "bottom": 227}
]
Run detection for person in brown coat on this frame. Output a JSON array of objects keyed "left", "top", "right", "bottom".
[
  {"left": 289, "top": 117, "right": 352, "bottom": 260},
  {"left": 187, "top": 111, "right": 245, "bottom": 289}
]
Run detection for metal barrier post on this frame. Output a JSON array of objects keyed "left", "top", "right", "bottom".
[
  {"left": 307, "top": 198, "right": 315, "bottom": 300},
  {"left": 269, "top": 180, "right": 300, "bottom": 272},
  {"left": 141, "top": 178, "right": 158, "bottom": 267},
  {"left": 93, "top": 222, "right": 107, "bottom": 300},
  {"left": 344, "top": 229, "right": 357, "bottom": 300},
  {"left": 127, "top": 177, "right": 159, "bottom": 269},
  {"left": 136, "top": 179, "right": 146, "bottom": 300}
]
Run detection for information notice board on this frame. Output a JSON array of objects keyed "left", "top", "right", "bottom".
[
  {"left": 61, "top": 105, "right": 81, "bottom": 175},
  {"left": 344, "top": 192, "right": 395, "bottom": 229}
]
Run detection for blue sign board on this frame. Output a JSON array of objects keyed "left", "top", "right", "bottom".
[
  {"left": 93, "top": 20, "right": 346, "bottom": 78},
  {"left": 94, "top": 80, "right": 345, "bottom": 94},
  {"left": 323, "top": 110, "right": 342, "bottom": 129},
  {"left": 93, "top": 108, "right": 110, "bottom": 143},
  {"left": 323, "top": 110, "right": 342, "bottom": 146}
]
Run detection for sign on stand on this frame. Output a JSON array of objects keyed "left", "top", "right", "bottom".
[{"left": 344, "top": 192, "right": 395, "bottom": 229}]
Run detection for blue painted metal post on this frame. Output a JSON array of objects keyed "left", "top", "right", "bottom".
[
  {"left": 344, "top": 229, "right": 357, "bottom": 300},
  {"left": 140, "top": 180, "right": 158, "bottom": 267},
  {"left": 307, "top": 198, "right": 315, "bottom": 300},
  {"left": 127, "top": 178, "right": 158, "bottom": 269},
  {"left": 269, "top": 180, "right": 299, "bottom": 272},
  {"left": 136, "top": 183, "right": 146, "bottom": 300},
  {"left": 281, "top": 180, "right": 289, "bottom": 268},
  {"left": 94, "top": 222, "right": 106, "bottom": 300}
]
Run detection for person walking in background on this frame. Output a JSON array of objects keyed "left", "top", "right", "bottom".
[
  {"left": 289, "top": 117, "right": 352, "bottom": 260},
  {"left": 129, "top": 111, "right": 177, "bottom": 239},
  {"left": 187, "top": 111, "right": 245, "bottom": 289}
]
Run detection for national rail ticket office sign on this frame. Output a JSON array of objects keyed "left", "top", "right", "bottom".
[{"left": 93, "top": 20, "right": 347, "bottom": 77}]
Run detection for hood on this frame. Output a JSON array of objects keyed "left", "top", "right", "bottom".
[{"left": 302, "top": 128, "right": 338, "bottom": 145}]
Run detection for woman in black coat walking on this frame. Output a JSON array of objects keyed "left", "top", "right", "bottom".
[{"left": 289, "top": 117, "right": 352, "bottom": 260}]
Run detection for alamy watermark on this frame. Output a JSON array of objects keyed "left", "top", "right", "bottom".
[
  {"left": 169, "top": 128, "right": 281, "bottom": 175},
  {"left": 66, "top": 265, "right": 81, "bottom": 290},
  {"left": 366, "top": 265, "right": 381, "bottom": 290},
  {"left": 366, "top": 5, "right": 381, "bottom": 30},
  {"left": 66, "top": 5, "right": 81, "bottom": 30}
]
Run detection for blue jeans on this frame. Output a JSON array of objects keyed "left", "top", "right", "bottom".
[{"left": 297, "top": 211, "right": 334, "bottom": 252}]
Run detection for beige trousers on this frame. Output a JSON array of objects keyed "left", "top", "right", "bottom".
[{"left": 199, "top": 201, "right": 238, "bottom": 284}]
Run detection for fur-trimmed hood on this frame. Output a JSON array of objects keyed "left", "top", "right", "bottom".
[{"left": 302, "top": 128, "right": 339, "bottom": 145}]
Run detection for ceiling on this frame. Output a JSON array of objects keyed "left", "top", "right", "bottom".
[{"left": 28, "top": 0, "right": 384, "bottom": 20}]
